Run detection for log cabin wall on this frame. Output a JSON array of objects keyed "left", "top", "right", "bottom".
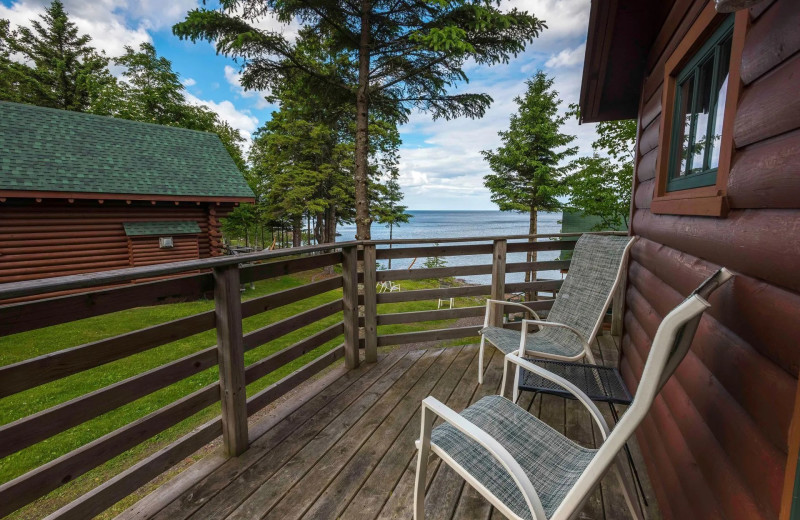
[
  {"left": 626, "top": 1, "right": 800, "bottom": 518},
  {"left": 0, "top": 199, "right": 235, "bottom": 285}
]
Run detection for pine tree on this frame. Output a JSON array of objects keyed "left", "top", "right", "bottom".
[
  {"left": 374, "top": 177, "right": 412, "bottom": 268},
  {"left": 564, "top": 108, "right": 635, "bottom": 230},
  {"left": 0, "top": 19, "right": 18, "bottom": 102},
  {"left": 483, "top": 71, "right": 577, "bottom": 294},
  {"left": 173, "top": 0, "right": 545, "bottom": 240},
  {"left": 10, "top": 0, "right": 111, "bottom": 111}
]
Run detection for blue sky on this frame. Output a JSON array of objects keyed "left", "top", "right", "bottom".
[{"left": 1, "top": 0, "right": 600, "bottom": 210}]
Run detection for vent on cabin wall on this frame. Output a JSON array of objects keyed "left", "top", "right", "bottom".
[{"left": 122, "top": 221, "right": 202, "bottom": 267}]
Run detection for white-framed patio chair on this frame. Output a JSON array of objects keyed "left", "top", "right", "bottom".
[
  {"left": 478, "top": 234, "right": 636, "bottom": 384},
  {"left": 414, "top": 270, "right": 730, "bottom": 520}
]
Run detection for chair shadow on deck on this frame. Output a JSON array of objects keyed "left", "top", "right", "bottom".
[{"left": 120, "top": 337, "right": 661, "bottom": 520}]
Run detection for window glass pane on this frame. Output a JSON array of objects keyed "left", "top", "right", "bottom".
[
  {"left": 673, "top": 76, "right": 694, "bottom": 179},
  {"left": 708, "top": 38, "right": 732, "bottom": 170},
  {"left": 688, "top": 56, "right": 715, "bottom": 175}
]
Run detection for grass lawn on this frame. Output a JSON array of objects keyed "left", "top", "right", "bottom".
[{"left": 0, "top": 268, "right": 484, "bottom": 519}]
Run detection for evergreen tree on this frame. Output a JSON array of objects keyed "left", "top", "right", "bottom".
[
  {"left": 249, "top": 30, "right": 403, "bottom": 246},
  {"left": 173, "top": 0, "right": 545, "bottom": 240},
  {"left": 482, "top": 71, "right": 577, "bottom": 294},
  {"left": 564, "top": 109, "right": 635, "bottom": 230},
  {"left": 9, "top": 0, "right": 111, "bottom": 111},
  {"left": 374, "top": 177, "right": 412, "bottom": 268},
  {"left": 0, "top": 19, "right": 18, "bottom": 102}
]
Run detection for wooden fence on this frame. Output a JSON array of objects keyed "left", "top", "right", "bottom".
[{"left": 0, "top": 232, "right": 624, "bottom": 518}]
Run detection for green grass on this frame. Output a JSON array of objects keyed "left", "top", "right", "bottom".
[{"left": 0, "top": 270, "right": 481, "bottom": 519}]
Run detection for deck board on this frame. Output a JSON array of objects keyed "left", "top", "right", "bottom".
[{"left": 136, "top": 339, "right": 660, "bottom": 520}]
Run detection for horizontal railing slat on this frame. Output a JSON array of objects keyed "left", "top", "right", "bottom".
[
  {"left": 0, "top": 311, "right": 216, "bottom": 398},
  {"left": 505, "top": 280, "right": 564, "bottom": 293},
  {"left": 365, "top": 231, "right": 625, "bottom": 245},
  {"left": 375, "top": 264, "right": 492, "bottom": 282},
  {"left": 506, "top": 240, "right": 576, "bottom": 253},
  {"left": 241, "top": 276, "right": 343, "bottom": 318},
  {"left": 43, "top": 418, "right": 223, "bottom": 520},
  {"left": 377, "top": 306, "right": 486, "bottom": 325},
  {"left": 376, "top": 285, "right": 491, "bottom": 304},
  {"left": 376, "top": 325, "right": 482, "bottom": 347},
  {"left": 244, "top": 322, "right": 344, "bottom": 384},
  {"left": 0, "top": 242, "right": 356, "bottom": 300},
  {"left": 239, "top": 253, "right": 342, "bottom": 283},
  {"left": 0, "top": 347, "right": 218, "bottom": 458},
  {"left": 375, "top": 243, "right": 493, "bottom": 260},
  {"left": 0, "top": 384, "right": 220, "bottom": 518},
  {"left": 242, "top": 299, "right": 343, "bottom": 352},
  {"left": 505, "top": 260, "right": 571, "bottom": 273},
  {"left": 0, "top": 273, "right": 213, "bottom": 336},
  {"left": 246, "top": 345, "right": 345, "bottom": 416}
]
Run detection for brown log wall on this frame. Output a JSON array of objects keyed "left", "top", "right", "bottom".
[
  {"left": 627, "top": 2, "right": 800, "bottom": 518},
  {"left": 0, "top": 199, "right": 235, "bottom": 285}
]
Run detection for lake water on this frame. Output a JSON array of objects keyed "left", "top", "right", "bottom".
[{"left": 336, "top": 211, "right": 564, "bottom": 285}]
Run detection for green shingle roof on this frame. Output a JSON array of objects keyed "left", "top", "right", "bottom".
[
  {"left": 123, "top": 221, "right": 202, "bottom": 236},
  {"left": 0, "top": 101, "right": 255, "bottom": 199}
]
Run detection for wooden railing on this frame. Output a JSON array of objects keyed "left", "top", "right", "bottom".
[{"left": 0, "top": 232, "right": 625, "bottom": 518}]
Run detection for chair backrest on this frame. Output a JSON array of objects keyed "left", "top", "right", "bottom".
[
  {"left": 554, "top": 268, "right": 733, "bottom": 518},
  {"left": 547, "top": 234, "right": 635, "bottom": 341}
]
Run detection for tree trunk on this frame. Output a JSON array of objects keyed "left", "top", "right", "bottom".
[
  {"left": 526, "top": 207, "right": 538, "bottom": 301},
  {"left": 354, "top": 0, "right": 372, "bottom": 240},
  {"left": 244, "top": 223, "right": 249, "bottom": 248},
  {"left": 388, "top": 222, "right": 393, "bottom": 269},
  {"left": 292, "top": 217, "right": 302, "bottom": 247},
  {"left": 314, "top": 212, "right": 324, "bottom": 244}
]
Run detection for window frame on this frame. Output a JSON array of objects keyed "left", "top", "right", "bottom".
[{"left": 650, "top": 5, "right": 748, "bottom": 217}]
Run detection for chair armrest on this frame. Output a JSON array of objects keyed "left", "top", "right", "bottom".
[
  {"left": 420, "top": 396, "right": 547, "bottom": 520},
  {"left": 519, "top": 319, "right": 591, "bottom": 360},
  {"left": 483, "top": 299, "right": 542, "bottom": 327},
  {"left": 502, "top": 353, "right": 610, "bottom": 440}
]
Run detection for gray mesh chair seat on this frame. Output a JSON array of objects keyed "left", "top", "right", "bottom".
[
  {"left": 480, "top": 326, "right": 585, "bottom": 358},
  {"left": 431, "top": 395, "right": 595, "bottom": 519},
  {"left": 478, "top": 234, "right": 636, "bottom": 383}
]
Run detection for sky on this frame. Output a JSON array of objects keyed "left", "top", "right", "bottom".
[{"left": 0, "top": 0, "right": 600, "bottom": 210}]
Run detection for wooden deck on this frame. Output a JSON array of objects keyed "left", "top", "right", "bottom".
[{"left": 121, "top": 336, "right": 660, "bottom": 520}]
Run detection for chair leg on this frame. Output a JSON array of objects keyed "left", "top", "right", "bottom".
[
  {"left": 478, "top": 336, "right": 486, "bottom": 384},
  {"left": 512, "top": 365, "right": 521, "bottom": 403},
  {"left": 615, "top": 453, "right": 645, "bottom": 520},
  {"left": 414, "top": 405, "right": 435, "bottom": 520}
]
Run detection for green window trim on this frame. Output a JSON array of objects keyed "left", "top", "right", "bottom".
[{"left": 667, "top": 15, "right": 734, "bottom": 193}]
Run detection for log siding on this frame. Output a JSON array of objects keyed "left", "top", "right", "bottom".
[
  {"left": 0, "top": 199, "right": 236, "bottom": 288},
  {"left": 626, "top": 2, "right": 800, "bottom": 518}
]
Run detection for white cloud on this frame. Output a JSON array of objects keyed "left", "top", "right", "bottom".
[
  {"left": 545, "top": 43, "right": 586, "bottom": 68},
  {"left": 0, "top": 0, "right": 155, "bottom": 60},
  {"left": 185, "top": 92, "right": 259, "bottom": 141},
  {"left": 224, "top": 65, "right": 273, "bottom": 110},
  {"left": 182, "top": 77, "right": 197, "bottom": 87}
]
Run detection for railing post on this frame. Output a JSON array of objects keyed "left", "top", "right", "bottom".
[
  {"left": 611, "top": 258, "right": 628, "bottom": 337},
  {"left": 362, "top": 244, "right": 378, "bottom": 363},
  {"left": 490, "top": 239, "right": 507, "bottom": 327},
  {"left": 213, "top": 264, "right": 249, "bottom": 457},
  {"left": 341, "top": 245, "right": 360, "bottom": 369}
]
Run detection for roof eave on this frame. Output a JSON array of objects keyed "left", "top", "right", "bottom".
[{"left": 0, "top": 190, "right": 255, "bottom": 204}]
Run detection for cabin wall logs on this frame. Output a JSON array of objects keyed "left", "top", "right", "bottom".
[
  {"left": 626, "top": 2, "right": 800, "bottom": 519},
  {"left": 0, "top": 199, "right": 235, "bottom": 285}
]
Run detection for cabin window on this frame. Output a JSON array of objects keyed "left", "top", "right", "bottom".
[
  {"left": 650, "top": 6, "right": 745, "bottom": 218},
  {"left": 667, "top": 16, "right": 734, "bottom": 193}
]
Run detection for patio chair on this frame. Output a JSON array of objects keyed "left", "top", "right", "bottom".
[
  {"left": 415, "top": 272, "right": 725, "bottom": 520},
  {"left": 478, "top": 234, "right": 636, "bottom": 384}
]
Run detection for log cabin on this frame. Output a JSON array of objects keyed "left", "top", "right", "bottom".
[
  {"left": 0, "top": 101, "right": 255, "bottom": 295},
  {"left": 580, "top": 0, "right": 800, "bottom": 518}
]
